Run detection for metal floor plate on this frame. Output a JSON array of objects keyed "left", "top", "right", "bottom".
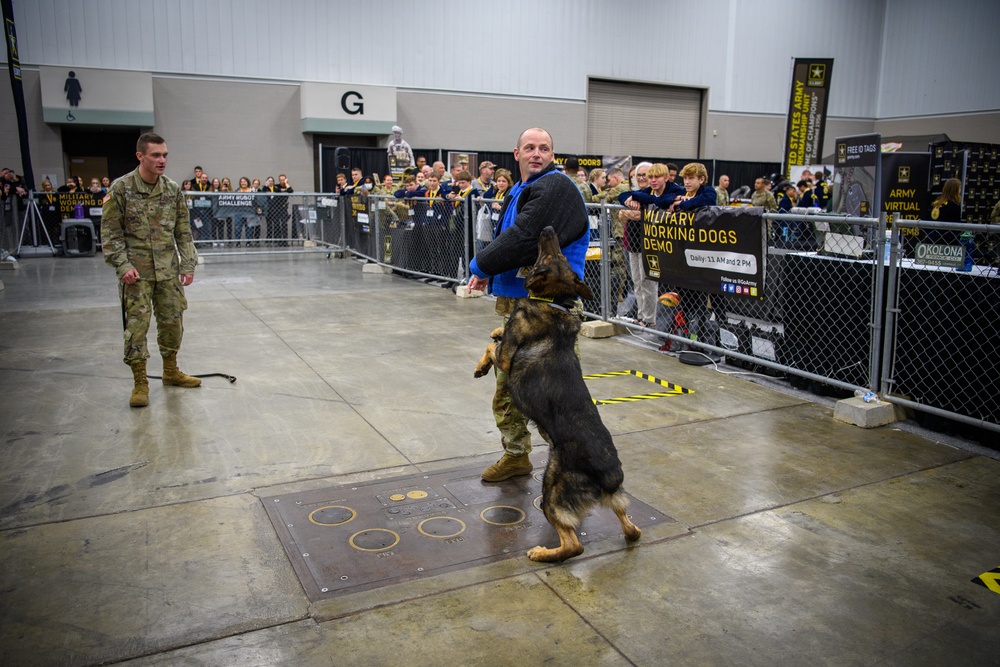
[{"left": 263, "top": 456, "right": 674, "bottom": 601}]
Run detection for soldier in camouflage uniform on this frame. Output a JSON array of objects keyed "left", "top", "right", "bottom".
[
  {"left": 102, "top": 133, "right": 201, "bottom": 408},
  {"left": 591, "top": 168, "right": 630, "bottom": 306},
  {"left": 751, "top": 176, "right": 778, "bottom": 212},
  {"left": 716, "top": 174, "right": 730, "bottom": 206}
]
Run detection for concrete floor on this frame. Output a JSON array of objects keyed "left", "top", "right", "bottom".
[{"left": 1, "top": 252, "right": 998, "bottom": 667}]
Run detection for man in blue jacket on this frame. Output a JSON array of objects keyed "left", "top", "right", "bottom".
[{"left": 467, "top": 128, "right": 590, "bottom": 482}]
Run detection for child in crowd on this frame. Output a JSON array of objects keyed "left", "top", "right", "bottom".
[{"left": 667, "top": 163, "right": 717, "bottom": 212}]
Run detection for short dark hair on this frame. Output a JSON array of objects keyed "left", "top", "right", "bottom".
[
  {"left": 666, "top": 163, "right": 679, "bottom": 172},
  {"left": 564, "top": 156, "right": 580, "bottom": 172},
  {"left": 194, "top": 165, "right": 202, "bottom": 170},
  {"left": 136, "top": 132, "right": 165, "bottom": 154}
]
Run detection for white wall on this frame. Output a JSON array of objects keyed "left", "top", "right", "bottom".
[
  {"left": 3, "top": 0, "right": 997, "bottom": 180},
  {"left": 12, "top": 0, "right": 991, "bottom": 120}
]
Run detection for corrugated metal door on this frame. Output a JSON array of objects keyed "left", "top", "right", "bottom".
[{"left": 587, "top": 78, "right": 703, "bottom": 156}]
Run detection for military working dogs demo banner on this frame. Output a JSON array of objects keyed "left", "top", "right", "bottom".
[
  {"left": 783, "top": 58, "right": 834, "bottom": 176},
  {"left": 641, "top": 207, "right": 767, "bottom": 300}
]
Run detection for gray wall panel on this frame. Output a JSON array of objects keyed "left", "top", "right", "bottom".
[
  {"left": 151, "top": 77, "right": 312, "bottom": 189},
  {"left": 396, "top": 91, "right": 587, "bottom": 154}
]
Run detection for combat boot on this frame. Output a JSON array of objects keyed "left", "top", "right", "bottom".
[
  {"left": 129, "top": 361, "right": 149, "bottom": 408},
  {"left": 161, "top": 353, "right": 202, "bottom": 388},
  {"left": 481, "top": 453, "right": 533, "bottom": 482}
]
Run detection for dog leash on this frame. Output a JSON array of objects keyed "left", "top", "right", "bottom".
[
  {"left": 119, "top": 281, "right": 237, "bottom": 384},
  {"left": 146, "top": 372, "right": 237, "bottom": 383}
]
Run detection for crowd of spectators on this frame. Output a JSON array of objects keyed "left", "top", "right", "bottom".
[{"left": 180, "top": 166, "right": 294, "bottom": 245}]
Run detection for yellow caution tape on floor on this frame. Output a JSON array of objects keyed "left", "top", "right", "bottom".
[
  {"left": 972, "top": 567, "right": 1000, "bottom": 595},
  {"left": 583, "top": 369, "right": 694, "bottom": 405}
]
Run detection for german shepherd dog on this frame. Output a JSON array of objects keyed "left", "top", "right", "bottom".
[{"left": 473, "top": 226, "right": 641, "bottom": 562}]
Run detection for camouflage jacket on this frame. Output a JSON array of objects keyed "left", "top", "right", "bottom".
[
  {"left": 716, "top": 188, "right": 730, "bottom": 206},
  {"left": 751, "top": 189, "right": 778, "bottom": 212},
  {"left": 592, "top": 182, "right": 631, "bottom": 237},
  {"left": 101, "top": 169, "right": 197, "bottom": 281}
]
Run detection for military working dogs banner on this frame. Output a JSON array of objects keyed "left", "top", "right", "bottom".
[
  {"left": 641, "top": 207, "right": 767, "bottom": 299},
  {"left": 783, "top": 58, "right": 834, "bottom": 177}
]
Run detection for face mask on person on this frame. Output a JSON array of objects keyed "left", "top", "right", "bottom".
[{"left": 363, "top": 183, "right": 373, "bottom": 191}]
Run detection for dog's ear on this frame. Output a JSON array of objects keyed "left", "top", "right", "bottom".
[{"left": 574, "top": 276, "right": 594, "bottom": 301}]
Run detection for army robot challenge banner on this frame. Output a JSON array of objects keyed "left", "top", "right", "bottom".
[
  {"left": 641, "top": 207, "right": 767, "bottom": 299},
  {"left": 783, "top": 58, "right": 834, "bottom": 176}
]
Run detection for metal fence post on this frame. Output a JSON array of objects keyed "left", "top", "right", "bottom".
[
  {"left": 599, "top": 202, "right": 611, "bottom": 321},
  {"left": 880, "top": 212, "right": 902, "bottom": 398},
  {"left": 869, "top": 212, "right": 888, "bottom": 393}
]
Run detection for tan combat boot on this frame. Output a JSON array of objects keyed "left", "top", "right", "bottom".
[
  {"left": 161, "top": 353, "right": 202, "bottom": 388},
  {"left": 481, "top": 453, "right": 533, "bottom": 482},
  {"left": 129, "top": 361, "right": 149, "bottom": 408}
]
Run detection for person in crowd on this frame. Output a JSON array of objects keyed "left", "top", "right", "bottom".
[
  {"left": 101, "top": 176, "right": 111, "bottom": 190},
  {"left": 666, "top": 163, "right": 679, "bottom": 183},
  {"left": 333, "top": 172, "right": 347, "bottom": 194},
  {"left": 342, "top": 167, "right": 364, "bottom": 196},
  {"left": 101, "top": 132, "right": 200, "bottom": 408},
  {"left": 447, "top": 169, "right": 476, "bottom": 275},
  {"left": 796, "top": 179, "right": 816, "bottom": 208},
  {"left": 472, "top": 160, "right": 495, "bottom": 196},
  {"left": 716, "top": 174, "right": 730, "bottom": 206},
  {"left": 591, "top": 167, "right": 630, "bottom": 314},
  {"left": 751, "top": 176, "right": 778, "bottom": 212},
  {"left": 476, "top": 168, "right": 513, "bottom": 252},
  {"left": 88, "top": 177, "right": 104, "bottom": 195},
  {"left": 466, "top": 127, "right": 589, "bottom": 483},
  {"left": 415, "top": 156, "right": 427, "bottom": 172},
  {"left": 417, "top": 172, "right": 451, "bottom": 275},
  {"left": 220, "top": 177, "right": 232, "bottom": 192},
  {"left": 182, "top": 180, "right": 192, "bottom": 190},
  {"left": 927, "top": 178, "right": 963, "bottom": 244},
  {"left": 667, "top": 163, "right": 718, "bottom": 212},
  {"left": 563, "top": 156, "right": 590, "bottom": 200},
  {"left": 191, "top": 166, "right": 204, "bottom": 186},
  {"left": 777, "top": 183, "right": 797, "bottom": 213},
  {"left": 813, "top": 169, "right": 830, "bottom": 210},
  {"left": 586, "top": 168, "right": 607, "bottom": 202},
  {"left": 37, "top": 178, "right": 60, "bottom": 241},
  {"left": 415, "top": 170, "right": 427, "bottom": 187},
  {"left": 233, "top": 177, "right": 253, "bottom": 246},
  {"left": 617, "top": 162, "right": 670, "bottom": 328},
  {"left": 431, "top": 161, "right": 448, "bottom": 184},
  {"left": 188, "top": 173, "right": 212, "bottom": 242},
  {"left": 209, "top": 177, "right": 227, "bottom": 244},
  {"left": 57, "top": 177, "right": 78, "bottom": 193}
]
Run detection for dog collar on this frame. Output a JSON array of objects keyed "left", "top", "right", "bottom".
[{"left": 529, "top": 295, "right": 573, "bottom": 313}]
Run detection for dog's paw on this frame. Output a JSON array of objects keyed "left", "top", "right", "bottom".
[
  {"left": 527, "top": 546, "right": 556, "bottom": 562},
  {"left": 473, "top": 367, "right": 488, "bottom": 378}
]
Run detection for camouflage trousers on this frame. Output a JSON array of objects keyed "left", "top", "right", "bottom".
[
  {"left": 491, "top": 296, "right": 582, "bottom": 456},
  {"left": 120, "top": 277, "right": 188, "bottom": 366}
]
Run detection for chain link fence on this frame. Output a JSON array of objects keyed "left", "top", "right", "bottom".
[
  {"left": 184, "top": 192, "right": 343, "bottom": 254},
  {"left": 881, "top": 217, "right": 1000, "bottom": 430}
]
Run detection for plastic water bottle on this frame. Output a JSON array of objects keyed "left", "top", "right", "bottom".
[
  {"left": 957, "top": 231, "right": 974, "bottom": 272},
  {"left": 854, "top": 389, "right": 878, "bottom": 403},
  {"left": 73, "top": 202, "right": 84, "bottom": 219}
]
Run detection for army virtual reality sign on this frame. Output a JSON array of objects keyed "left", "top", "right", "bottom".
[{"left": 642, "top": 207, "right": 767, "bottom": 300}]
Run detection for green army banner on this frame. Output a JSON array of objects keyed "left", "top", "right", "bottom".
[
  {"left": 784, "top": 58, "right": 834, "bottom": 176},
  {"left": 641, "top": 207, "right": 767, "bottom": 300}
]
